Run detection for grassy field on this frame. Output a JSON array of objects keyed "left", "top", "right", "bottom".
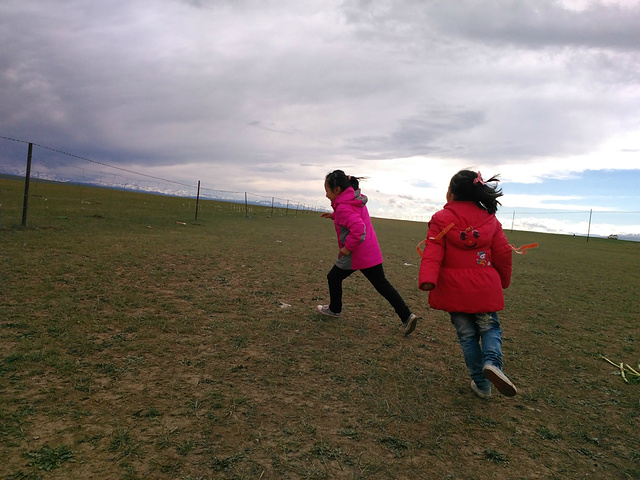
[{"left": 1, "top": 178, "right": 639, "bottom": 480}]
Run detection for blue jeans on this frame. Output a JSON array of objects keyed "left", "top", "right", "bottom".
[{"left": 450, "top": 312, "right": 503, "bottom": 392}]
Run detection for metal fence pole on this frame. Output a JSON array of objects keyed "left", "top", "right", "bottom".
[
  {"left": 195, "top": 181, "right": 201, "bottom": 220},
  {"left": 21, "top": 142, "right": 33, "bottom": 227}
]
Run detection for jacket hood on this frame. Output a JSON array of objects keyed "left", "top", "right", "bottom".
[
  {"left": 437, "top": 201, "right": 494, "bottom": 229},
  {"left": 332, "top": 186, "right": 368, "bottom": 210}
]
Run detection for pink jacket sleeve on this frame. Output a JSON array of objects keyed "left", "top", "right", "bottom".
[{"left": 334, "top": 206, "right": 366, "bottom": 252}]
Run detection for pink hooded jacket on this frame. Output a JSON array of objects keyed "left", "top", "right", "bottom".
[
  {"left": 418, "top": 201, "right": 512, "bottom": 313},
  {"left": 330, "top": 187, "right": 383, "bottom": 270}
]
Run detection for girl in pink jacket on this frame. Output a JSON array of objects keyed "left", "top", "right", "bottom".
[
  {"left": 317, "top": 170, "right": 419, "bottom": 336},
  {"left": 419, "top": 170, "right": 516, "bottom": 398}
]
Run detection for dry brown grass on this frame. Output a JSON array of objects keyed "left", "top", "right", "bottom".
[{"left": 1, "top": 179, "right": 639, "bottom": 479}]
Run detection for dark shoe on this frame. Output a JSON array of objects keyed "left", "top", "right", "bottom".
[
  {"left": 401, "top": 313, "right": 418, "bottom": 336},
  {"left": 482, "top": 364, "right": 517, "bottom": 397}
]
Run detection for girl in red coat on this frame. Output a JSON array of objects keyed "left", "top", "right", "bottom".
[
  {"left": 318, "top": 170, "right": 419, "bottom": 336},
  {"left": 419, "top": 170, "right": 516, "bottom": 398}
]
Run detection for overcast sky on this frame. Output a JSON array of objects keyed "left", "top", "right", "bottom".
[{"left": 1, "top": 0, "right": 639, "bottom": 237}]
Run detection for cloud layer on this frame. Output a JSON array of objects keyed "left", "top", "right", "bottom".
[{"left": 1, "top": 0, "right": 639, "bottom": 234}]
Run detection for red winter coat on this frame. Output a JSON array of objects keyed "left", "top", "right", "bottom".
[{"left": 418, "top": 201, "right": 512, "bottom": 313}]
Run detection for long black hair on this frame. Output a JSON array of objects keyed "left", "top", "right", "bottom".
[
  {"left": 449, "top": 169, "right": 503, "bottom": 214},
  {"left": 325, "top": 170, "right": 364, "bottom": 191}
]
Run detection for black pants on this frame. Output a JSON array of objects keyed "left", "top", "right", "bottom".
[{"left": 327, "top": 263, "right": 411, "bottom": 321}]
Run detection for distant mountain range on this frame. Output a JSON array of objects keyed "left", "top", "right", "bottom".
[{"left": 614, "top": 233, "right": 640, "bottom": 242}]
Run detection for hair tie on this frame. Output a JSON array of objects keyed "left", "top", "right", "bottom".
[
  {"left": 347, "top": 175, "right": 351, "bottom": 180},
  {"left": 473, "top": 171, "right": 485, "bottom": 186}
]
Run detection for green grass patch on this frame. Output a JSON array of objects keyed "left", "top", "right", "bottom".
[
  {"left": 1, "top": 178, "right": 639, "bottom": 478},
  {"left": 25, "top": 445, "right": 74, "bottom": 471}
]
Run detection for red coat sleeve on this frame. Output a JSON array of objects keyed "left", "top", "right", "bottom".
[
  {"left": 418, "top": 220, "right": 446, "bottom": 289},
  {"left": 491, "top": 224, "right": 512, "bottom": 289}
]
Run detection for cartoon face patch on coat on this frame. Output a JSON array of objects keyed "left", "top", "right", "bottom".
[
  {"left": 476, "top": 251, "right": 491, "bottom": 267},
  {"left": 460, "top": 227, "right": 480, "bottom": 248}
]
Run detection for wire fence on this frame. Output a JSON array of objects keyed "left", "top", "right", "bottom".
[
  {"left": 390, "top": 211, "right": 640, "bottom": 242},
  {"left": 0, "top": 137, "right": 327, "bottom": 227},
  {"left": 1, "top": 136, "right": 639, "bottom": 240},
  {"left": 398, "top": 208, "right": 640, "bottom": 241}
]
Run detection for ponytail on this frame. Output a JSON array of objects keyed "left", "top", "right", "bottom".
[
  {"left": 449, "top": 170, "right": 502, "bottom": 214},
  {"left": 325, "top": 170, "right": 365, "bottom": 191}
]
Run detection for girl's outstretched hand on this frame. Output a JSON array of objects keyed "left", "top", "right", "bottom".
[
  {"left": 320, "top": 213, "right": 333, "bottom": 219},
  {"left": 419, "top": 282, "right": 435, "bottom": 291}
]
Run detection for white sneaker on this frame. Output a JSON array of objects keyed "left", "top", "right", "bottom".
[
  {"left": 482, "top": 364, "right": 517, "bottom": 397},
  {"left": 316, "top": 305, "right": 341, "bottom": 317},
  {"left": 471, "top": 380, "right": 492, "bottom": 399}
]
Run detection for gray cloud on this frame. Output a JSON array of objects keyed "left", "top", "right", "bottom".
[
  {"left": 437, "top": 1, "right": 640, "bottom": 51},
  {"left": 342, "top": 0, "right": 640, "bottom": 51},
  {"left": 0, "top": 0, "right": 638, "bottom": 187}
]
